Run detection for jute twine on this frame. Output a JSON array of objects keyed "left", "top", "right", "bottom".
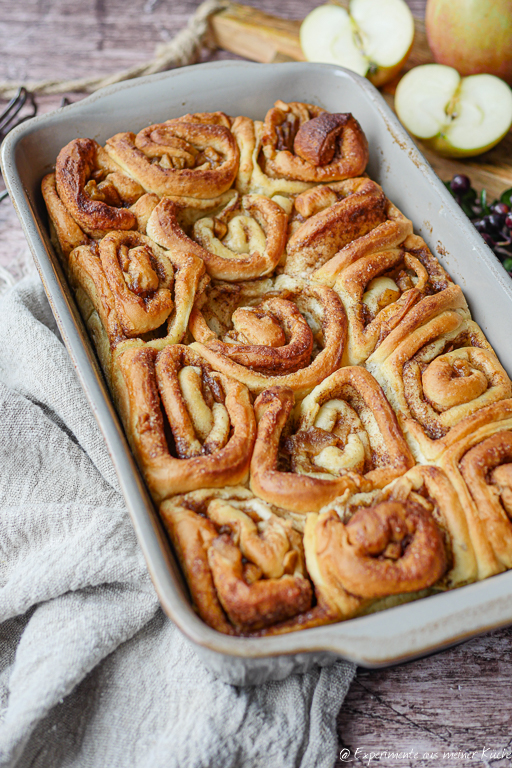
[{"left": 0, "top": 0, "right": 230, "bottom": 99}]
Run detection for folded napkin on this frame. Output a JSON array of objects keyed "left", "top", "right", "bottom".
[{"left": 0, "top": 276, "right": 355, "bottom": 768}]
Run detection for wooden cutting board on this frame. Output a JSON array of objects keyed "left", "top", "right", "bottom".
[{"left": 210, "top": 3, "right": 512, "bottom": 199}]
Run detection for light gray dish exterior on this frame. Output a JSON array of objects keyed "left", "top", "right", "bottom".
[{"left": 2, "top": 61, "right": 512, "bottom": 685}]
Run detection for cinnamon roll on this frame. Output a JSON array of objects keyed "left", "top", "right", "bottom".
[
  {"left": 105, "top": 112, "right": 239, "bottom": 199},
  {"left": 112, "top": 345, "right": 256, "bottom": 502},
  {"left": 437, "top": 400, "right": 512, "bottom": 579},
  {"left": 159, "top": 487, "right": 313, "bottom": 634},
  {"left": 250, "top": 366, "right": 414, "bottom": 514},
  {"left": 68, "top": 228, "right": 205, "bottom": 375},
  {"left": 146, "top": 193, "right": 288, "bottom": 282},
  {"left": 334, "top": 234, "right": 453, "bottom": 365},
  {"left": 304, "top": 487, "right": 448, "bottom": 620},
  {"left": 261, "top": 101, "right": 369, "bottom": 183},
  {"left": 366, "top": 286, "right": 512, "bottom": 461},
  {"left": 188, "top": 274, "right": 347, "bottom": 397},
  {"left": 54, "top": 138, "right": 148, "bottom": 237},
  {"left": 283, "top": 178, "right": 413, "bottom": 279}
]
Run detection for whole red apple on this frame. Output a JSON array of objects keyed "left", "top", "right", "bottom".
[{"left": 425, "top": 0, "right": 512, "bottom": 85}]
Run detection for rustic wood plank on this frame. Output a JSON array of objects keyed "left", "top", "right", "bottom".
[
  {"left": 2, "top": 3, "right": 512, "bottom": 764},
  {"left": 336, "top": 626, "right": 512, "bottom": 768}
]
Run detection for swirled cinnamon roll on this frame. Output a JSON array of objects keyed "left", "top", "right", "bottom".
[
  {"left": 188, "top": 274, "right": 347, "bottom": 397},
  {"left": 261, "top": 101, "right": 369, "bottom": 183},
  {"left": 437, "top": 400, "right": 512, "bottom": 579},
  {"left": 366, "top": 286, "right": 512, "bottom": 461},
  {"left": 105, "top": 112, "right": 239, "bottom": 199},
  {"left": 384, "top": 464, "right": 477, "bottom": 586},
  {"left": 334, "top": 235, "right": 453, "bottom": 365},
  {"left": 283, "top": 178, "right": 413, "bottom": 279},
  {"left": 231, "top": 115, "right": 314, "bottom": 197},
  {"left": 54, "top": 138, "right": 150, "bottom": 235},
  {"left": 112, "top": 346, "right": 256, "bottom": 502},
  {"left": 304, "top": 486, "right": 448, "bottom": 620},
  {"left": 159, "top": 487, "right": 313, "bottom": 634},
  {"left": 145, "top": 193, "right": 288, "bottom": 282},
  {"left": 68, "top": 228, "right": 205, "bottom": 376},
  {"left": 250, "top": 367, "right": 414, "bottom": 514}
]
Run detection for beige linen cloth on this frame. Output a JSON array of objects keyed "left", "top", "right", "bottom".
[{"left": 0, "top": 275, "right": 355, "bottom": 768}]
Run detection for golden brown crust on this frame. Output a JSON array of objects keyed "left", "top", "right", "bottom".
[
  {"left": 366, "top": 290, "right": 512, "bottom": 461},
  {"left": 283, "top": 178, "right": 391, "bottom": 278},
  {"left": 387, "top": 464, "right": 477, "bottom": 587},
  {"left": 189, "top": 276, "right": 347, "bottom": 396},
  {"left": 112, "top": 345, "right": 256, "bottom": 502},
  {"left": 68, "top": 225, "right": 205, "bottom": 375},
  {"left": 97, "top": 230, "right": 175, "bottom": 336},
  {"left": 436, "top": 400, "right": 512, "bottom": 579},
  {"left": 250, "top": 367, "right": 414, "bottom": 513},
  {"left": 41, "top": 173, "right": 90, "bottom": 260},
  {"left": 105, "top": 113, "right": 239, "bottom": 199},
  {"left": 55, "top": 138, "right": 144, "bottom": 237},
  {"left": 160, "top": 488, "right": 313, "bottom": 634},
  {"left": 304, "top": 498, "right": 446, "bottom": 619},
  {"left": 261, "top": 101, "right": 369, "bottom": 183},
  {"left": 334, "top": 235, "right": 453, "bottom": 365},
  {"left": 68, "top": 244, "right": 127, "bottom": 380},
  {"left": 147, "top": 193, "right": 288, "bottom": 282}
]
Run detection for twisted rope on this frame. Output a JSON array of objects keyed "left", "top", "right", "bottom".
[{"left": 0, "top": 0, "right": 230, "bottom": 99}]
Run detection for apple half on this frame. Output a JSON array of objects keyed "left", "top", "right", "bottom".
[
  {"left": 300, "top": 0, "right": 415, "bottom": 87},
  {"left": 395, "top": 64, "right": 512, "bottom": 158}
]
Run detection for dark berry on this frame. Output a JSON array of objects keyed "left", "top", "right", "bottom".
[
  {"left": 481, "top": 233, "right": 494, "bottom": 247},
  {"left": 450, "top": 174, "right": 471, "bottom": 195},
  {"left": 506, "top": 214, "right": 512, "bottom": 230},
  {"left": 473, "top": 219, "right": 488, "bottom": 233},
  {"left": 485, "top": 214, "right": 504, "bottom": 232},
  {"left": 491, "top": 202, "right": 510, "bottom": 216}
]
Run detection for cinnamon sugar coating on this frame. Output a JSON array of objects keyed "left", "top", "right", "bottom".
[
  {"left": 160, "top": 488, "right": 313, "bottom": 634},
  {"left": 112, "top": 345, "right": 256, "bottom": 502},
  {"left": 250, "top": 366, "right": 414, "bottom": 514}
]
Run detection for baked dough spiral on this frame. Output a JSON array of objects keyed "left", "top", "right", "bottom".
[
  {"left": 283, "top": 178, "right": 413, "bottom": 279},
  {"left": 304, "top": 495, "right": 447, "bottom": 620},
  {"left": 261, "top": 101, "right": 369, "bottom": 183},
  {"left": 146, "top": 193, "right": 288, "bottom": 282},
  {"left": 383, "top": 464, "right": 477, "bottom": 587},
  {"left": 54, "top": 138, "right": 148, "bottom": 236},
  {"left": 437, "top": 400, "right": 512, "bottom": 579},
  {"left": 42, "top": 142, "right": 161, "bottom": 261},
  {"left": 159, "top": 487, "right": 312, "bottom": 634},
  {"left": 105, "top": 112, "right": 239, "bottom": 199},
  {"left": 250, "top": 366, "right": 413, "bottom": 513},
  {"left": 334, "top": 234, "right": 453, "bottom": 365},
  {"left": 366, "top": 284, "right": 512, "bottom": 461},
  {"left": 68, "top": 227, "right": 205, "bottom": 377},
  {"left": 112, "top": 345, "right": 256, "bottom": 502},
  {"left": 188, "top": 275, "right": 347, "bottom": 396}
]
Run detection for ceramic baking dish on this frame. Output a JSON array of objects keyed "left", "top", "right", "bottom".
[{"left": 3, "top": 61, "right": 512, "bottom": 685}]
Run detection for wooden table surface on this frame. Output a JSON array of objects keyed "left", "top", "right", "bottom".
[{"left": 2, "top": 2, "right": 511, "bottom": 766}]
